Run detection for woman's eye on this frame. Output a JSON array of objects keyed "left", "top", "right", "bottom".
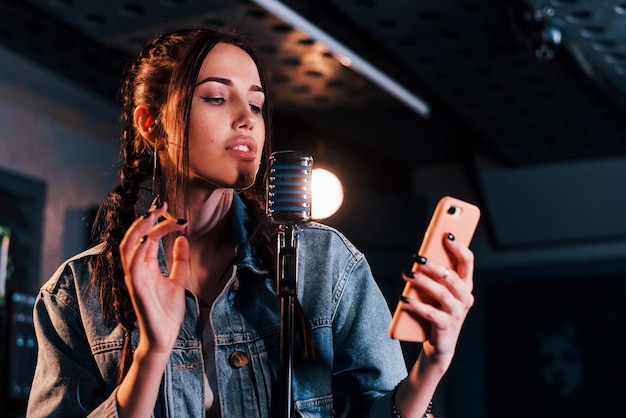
[
  {"left": 250, "top": 103, "right": 262, "bottom": 114},
  {"left": 201, "top": 96, "right": 224, "bottom": 104}
]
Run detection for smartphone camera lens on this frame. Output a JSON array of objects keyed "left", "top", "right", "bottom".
[{"left": 447, "top": 206, "right": 461, "bottom": 217}]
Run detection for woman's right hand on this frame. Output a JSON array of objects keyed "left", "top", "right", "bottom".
[{"left": 119, "top": 202, "right": 189, "bottom": 355}]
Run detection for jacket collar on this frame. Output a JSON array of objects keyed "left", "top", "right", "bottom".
[
  {"left": 231, "top": 193, "right": 269, "bottom": 276},
  {"left": 157, "top": 193, "right": 269, "bottom": 277}
]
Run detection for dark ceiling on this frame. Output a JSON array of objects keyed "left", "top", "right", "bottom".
[{"left": 2, "top": 0, "right": 626, "bottom": 189}]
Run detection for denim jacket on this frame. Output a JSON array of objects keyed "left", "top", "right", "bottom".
[{"left": 27, "top": 195, "right": 408, "bottom": 417}]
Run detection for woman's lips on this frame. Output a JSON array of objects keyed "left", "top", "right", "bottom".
[{"left": 226, "top": 137, "right": 257, "bottom": 161}]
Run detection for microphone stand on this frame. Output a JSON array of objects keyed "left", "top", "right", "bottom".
[{"left": 276, "top": 223, "right": 299, "bottom": 418}]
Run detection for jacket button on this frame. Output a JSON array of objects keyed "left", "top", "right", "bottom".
[{"left": 229, "top": 351, "right": 249, "bottom": 368}]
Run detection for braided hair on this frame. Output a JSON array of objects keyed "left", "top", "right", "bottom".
[{"left": 89, "top": 28, "right": 275, "bottom": 383}]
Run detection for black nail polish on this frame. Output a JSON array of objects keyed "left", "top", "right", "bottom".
[
  {"left": 400, "top": 296, "right": 410, "bottom": 304},
  {"left": 403, "top": 269, "right": 415, "bottom": 278},
  {"left": 154, "top": 201, "right": 164, "bottom": 209},
  {"left": 413, "top": 255, "right": 427, "bottom": 264},
  {"left": 141, "top": 212, "right": 151, "bottom": 219},
  {"left": 176, "top": 218, "right": 188, "bottom": 225},
  {"left": 447, "top": 233, "right": 455, "bottom": 241}
]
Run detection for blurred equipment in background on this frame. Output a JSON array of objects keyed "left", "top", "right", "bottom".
[
  {"left": 0, "top": 169, "right": 45, "bottom": 417},
  {"left": 0, "top": 245, "right": 37, "bottom": 416},
  {"left": 0, "top": 292, "right": 37, "bottom": 400}
]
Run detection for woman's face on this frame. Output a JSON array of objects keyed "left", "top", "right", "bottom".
[{"left": 183, "top": 42, "right": 266, "bottom": 192}]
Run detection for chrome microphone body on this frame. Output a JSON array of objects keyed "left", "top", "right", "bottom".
[{"left": 267, "top": 150, "right": 313, "bottom": 225}]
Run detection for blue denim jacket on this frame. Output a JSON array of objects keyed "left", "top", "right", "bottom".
[{"left": 27, "top": 195, "right": 407, "bottom": 417}]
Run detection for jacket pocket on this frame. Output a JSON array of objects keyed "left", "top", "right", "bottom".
[{"left": 294, "top": 394, "right": 334, "bottom": 417}]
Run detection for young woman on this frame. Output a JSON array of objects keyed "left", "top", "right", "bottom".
[{"left": 26, "top": 28, "right": 475, "bottom": 417}]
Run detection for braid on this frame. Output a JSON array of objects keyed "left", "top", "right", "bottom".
[
  {"left": 91, "top": 118, "right": 152, "bottom": 383},
  {"left": 90, "top": 43, "right": 159, "bottom": 383}
]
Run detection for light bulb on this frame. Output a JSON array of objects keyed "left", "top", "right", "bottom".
[{"left": 311, "top": 168, "right": 343, "bottom": 220}]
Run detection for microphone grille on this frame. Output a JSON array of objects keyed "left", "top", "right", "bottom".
[{"left": 267, "top": 150, "right": 313, "bottom": 224}]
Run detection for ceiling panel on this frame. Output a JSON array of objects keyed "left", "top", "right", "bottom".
[{"left": 1, "top": 0, "right": 625, "bottom": 174}]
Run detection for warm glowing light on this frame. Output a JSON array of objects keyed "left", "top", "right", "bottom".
[{"left": 311, "top": 168, "right": 344, "bottom": 220}]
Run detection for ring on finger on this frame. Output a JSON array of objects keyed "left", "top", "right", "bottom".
[{"left": 442, "top": 267, "right": 450, "bottom": 280}]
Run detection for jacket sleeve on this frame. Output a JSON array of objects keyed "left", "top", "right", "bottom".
[
  {"left": 331, "top": 255, "right": 408, "bottom": 417},
  {"left": 26, "top": 265, "right": 120, "bottom": 418}
]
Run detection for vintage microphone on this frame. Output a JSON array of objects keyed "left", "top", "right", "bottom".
[{"left": 266, "top": 150, "right": 313, "bottom": 418}]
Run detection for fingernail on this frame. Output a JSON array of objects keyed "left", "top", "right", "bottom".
[
  {"left": 403, "top": 268, "right": 416, "bottom": 278},
  {"left": 400, "top": 296, "right": 410, "bottom": 304},
  {"left": 413, "top": 254, "right": 427, "bottom": 264},
  {"left": 447, "top": 233, "right": 455, "bottom": 241},
  {"left": 176, "top": 218, "right": 187, "bottom": 225},
  {"left": 141, "top": 211, "right": 151, "bottom": 219},
  {"left": 153, "top": 201, "right": 164, "bottom": 209}
]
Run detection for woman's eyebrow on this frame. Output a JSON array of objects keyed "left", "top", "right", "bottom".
[
  {"left": 196, "top": 76, "right": 231, "bottom": 87},
  {"left": 250, "top": 85, "right": 265, "bottom": 93},
  {"left": 196, "top": 76, "right": 264, "bottom": 94}
]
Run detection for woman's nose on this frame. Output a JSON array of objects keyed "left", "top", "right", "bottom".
[{"left": 233, "top": 100, "right": 257, "bottom": 130}]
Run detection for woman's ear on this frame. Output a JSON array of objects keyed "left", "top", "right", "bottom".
[{"left": 134, "top": 106, "right": 159, "bottom": 143}]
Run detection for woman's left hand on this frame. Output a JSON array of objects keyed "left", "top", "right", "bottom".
[
  {"left": 401, "top": 233, "right": 475, "bottom": 367},
  {"left": 392, "top": 233, "right": 475, "bottom": 417}
]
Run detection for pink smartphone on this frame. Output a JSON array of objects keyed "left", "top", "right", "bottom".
[{"left": 388, "top": 196, "right": 481, "bottom": 342}]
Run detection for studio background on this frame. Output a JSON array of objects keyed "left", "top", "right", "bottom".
[{"left": 1, "top": 1, "right": 625, "bottom": 417}]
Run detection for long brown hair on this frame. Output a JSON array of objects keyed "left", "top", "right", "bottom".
[{"left": 90, "top": 28, "right": 274, "bottom": 383}]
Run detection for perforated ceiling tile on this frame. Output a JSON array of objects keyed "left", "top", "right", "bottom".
[{"left": 2, "top": 0, "right": 626, "bottom": 168}]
